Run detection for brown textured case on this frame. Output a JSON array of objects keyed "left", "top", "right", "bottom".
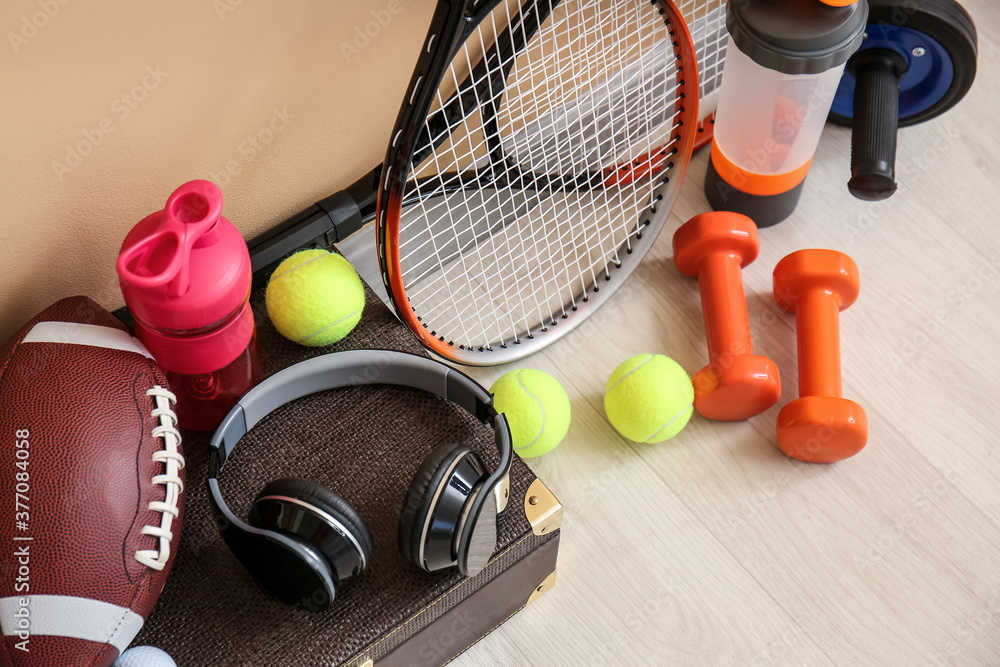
[{"left": 132, "top": 281, "right": 561, "bottom": 666}]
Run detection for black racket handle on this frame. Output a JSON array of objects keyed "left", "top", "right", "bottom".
[{"left": 848, "top": 49, "right": 908, "bottom": 201}]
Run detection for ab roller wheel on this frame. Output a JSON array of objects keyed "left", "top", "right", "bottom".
[{"left": 829, "top": 0, "right": 978, "bottom": 201}]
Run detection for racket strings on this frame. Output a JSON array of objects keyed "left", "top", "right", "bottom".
[
  {"left": 502, "top": 0, "right": 585, "bottom": 328},
  {"left": 407, "top": 3, "right": 673, "bottom": 346},
  {"left": 418, "top": 26, "right": 668, "bottom": 294},
  {"left": 410, "top": 4, "right": 545, "bottom": 346},
  {"left": 582, "top": 1, "right": 656, "bottom": 273},
  {"left": 398, "top": 0, "right": 685, "bottom": 351},
  {"left": 496, "top": 0, "right": 670, "bottom": 289},
  {"left": 521, "top": 1, "right": 627, "bottom": 303},
  {"left": 423, "top": 24, "right": 524, "bottom": 346},
  {"left": 679, "top": 0, "right": 727, "bottom": 103}
]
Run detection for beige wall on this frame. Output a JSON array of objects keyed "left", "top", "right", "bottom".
[{"left": 0, "top": 0, "right": 434, "bottom": 341}]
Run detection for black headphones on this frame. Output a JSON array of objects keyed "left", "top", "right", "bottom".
[{"left": 207, "top": 350, "right": 512, "bottom": 610}]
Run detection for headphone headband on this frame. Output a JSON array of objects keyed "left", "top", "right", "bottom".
[{"left": 209, "top": 349, "right": 510, "bottom": 471}]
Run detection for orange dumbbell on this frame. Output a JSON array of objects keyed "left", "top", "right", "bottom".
[
  {"left": 673, "top": 212, "right": 781, "bottom": 421},
  {"left": 773, "top": 249, "right": 868, "bottom": 462}
]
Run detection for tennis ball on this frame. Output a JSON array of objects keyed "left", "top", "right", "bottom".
[
  {"left": 604, "top": 354, "right": 694, "bottom": 443},
  {"left": 266, "top": 249, "right": 365, "bottom": 346},
  {"left": 490, "top": 369, "right": 571, "bottom": 458}
]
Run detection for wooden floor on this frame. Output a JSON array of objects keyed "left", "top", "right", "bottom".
[{"left": 451, "top": 3, "right": 1000, "bottom": 664}]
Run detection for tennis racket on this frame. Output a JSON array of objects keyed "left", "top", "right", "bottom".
[{"left": 250, "top": 0, "right": 714, "bottom": 366}]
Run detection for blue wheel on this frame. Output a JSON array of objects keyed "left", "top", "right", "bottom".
[{"left": 829, "top": 0, "right": 977, "bottom": 128}]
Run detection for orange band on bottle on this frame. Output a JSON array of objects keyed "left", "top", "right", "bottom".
[
  {"left": 816, "top": 0, "right": 859, "bottom": 6},
  {"left": 710, "top": 142, "right": 813, "bottom": 197}
]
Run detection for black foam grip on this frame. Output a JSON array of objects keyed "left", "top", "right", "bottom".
[{"left": 848, "top": 49, "right": 908, "bottom": 201}]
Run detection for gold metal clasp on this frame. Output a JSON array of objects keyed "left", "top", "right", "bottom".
[
  {"left": 524, "top": 478, "right": 562, "bottom": 536},
  {"left": 526, "top": 571, "right": 557, "bottom": 606}
]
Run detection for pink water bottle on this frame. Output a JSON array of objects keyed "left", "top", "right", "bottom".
[{"left": 117, "top": 180, "right": 263, "bottom": 430}]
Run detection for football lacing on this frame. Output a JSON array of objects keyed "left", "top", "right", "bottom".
[{"left": 135, "top": 386, "right": 185, "bottom": 571}]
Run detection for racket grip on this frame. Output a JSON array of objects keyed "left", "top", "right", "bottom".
[{"left": 848, "top": 49, "right": 908, "bottom": 202}]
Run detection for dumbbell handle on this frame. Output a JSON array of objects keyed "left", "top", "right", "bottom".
[
  {"left": 849, "top": 49, "right": 909, "bottom": 201},
  {"left": 795, "top": 291, "right": 842, "bottom": 398},
  {"left": 699, "top": 253, "right": 754, "bottom": 363}
]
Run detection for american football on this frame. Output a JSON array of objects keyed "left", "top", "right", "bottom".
[{"left": 0, "top": 296, "right": 185, "bottom": 667}]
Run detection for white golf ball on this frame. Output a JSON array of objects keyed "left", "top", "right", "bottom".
[{"left": 114, "top": 646, "right": 177, "bottom": 667}]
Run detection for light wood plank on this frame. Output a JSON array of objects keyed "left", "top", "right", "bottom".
[{"left": 455, "top": 2, "right": 999, "bottom": 664}]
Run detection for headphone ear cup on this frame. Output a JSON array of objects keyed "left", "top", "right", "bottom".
[
  {"left": 250, "top": 478, "right": 374, "bottom": 579},
  {"left": 399, "top": 443, "right": 487, "bottom": 572}
]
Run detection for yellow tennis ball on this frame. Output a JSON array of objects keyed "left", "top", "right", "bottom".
[
  {"left": 490, "top": 369, "right": 571, "bottom": 458},
  {"left": 604, "top": 354, "right": 694, "bottom": 443},
  {"left": 266, "top": 249, "right": 365, "bottom": 346}
]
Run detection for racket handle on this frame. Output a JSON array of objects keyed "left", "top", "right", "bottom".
[
  {"left": 848, "top": 49, "right": 908, "bottom": 202},
  {"left": 245, "top": 167, "right": 380, "bottom": 288}
]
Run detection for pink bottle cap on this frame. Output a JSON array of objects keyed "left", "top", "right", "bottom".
[{"left": 117, "top": 180, "right": 253, "bottom": 374}]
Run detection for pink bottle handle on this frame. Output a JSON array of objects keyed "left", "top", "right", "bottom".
[{"left": 117, "top": 180, "right": 223, "bottom": 297}]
